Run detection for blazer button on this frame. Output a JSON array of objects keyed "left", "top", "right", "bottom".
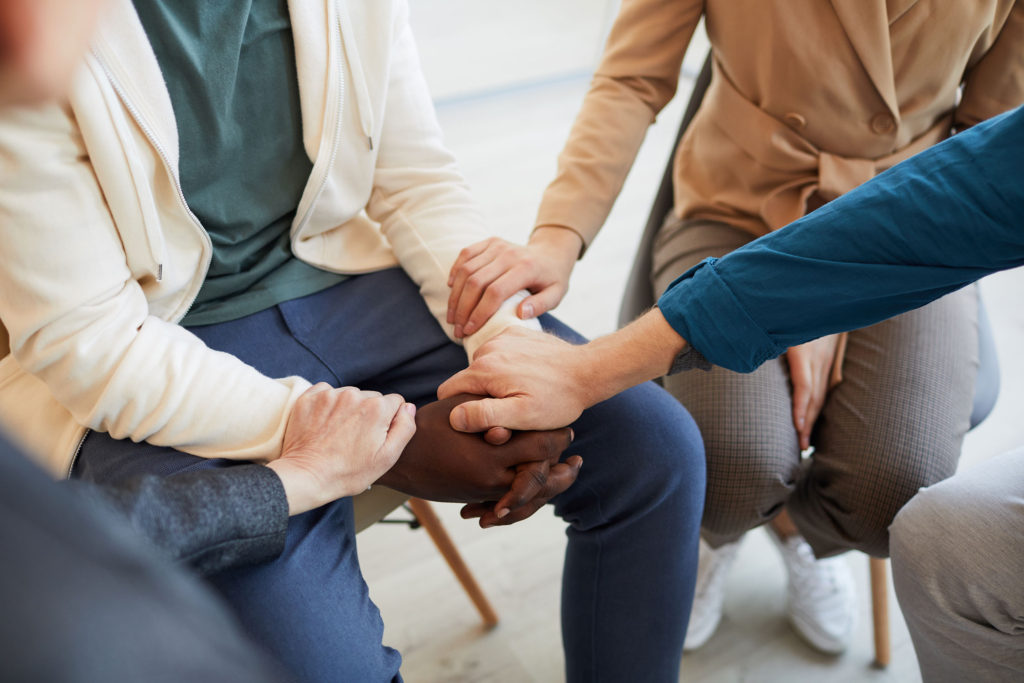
[
  {"left": 871, "top": 112, "right": 896, "bottom": 134},
  {"left": 784, "top": 112, "right": 807, "bottom": 130}
]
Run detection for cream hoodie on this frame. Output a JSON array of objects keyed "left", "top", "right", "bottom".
[{"left": 0, "top": 0, "right": 536, "bottom": 476}]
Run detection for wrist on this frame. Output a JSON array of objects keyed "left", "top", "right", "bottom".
[
  {"left": 580, "top": 309, "right": 688, "bottom": 403},
  {"left": 267, "top": 457, "right": 331, "bottom": 516},
  {"left": 373, "top": 459, "right": 404, "bottom": 492},
  {"left": 530, "top": 225, "right": 584, "bottom": 262}
]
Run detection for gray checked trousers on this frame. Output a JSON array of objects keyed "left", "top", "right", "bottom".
[{"left": 651, "top": 217, "right": 979, "bottom": 558}]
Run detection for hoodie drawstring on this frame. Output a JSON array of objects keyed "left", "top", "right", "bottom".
[{"left": 336, "top": 1, "right": 375, "bottom": 151}]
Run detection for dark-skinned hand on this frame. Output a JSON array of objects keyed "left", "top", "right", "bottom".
[{"left": 375, "top": 394, "right": 581, "bottom": 526}]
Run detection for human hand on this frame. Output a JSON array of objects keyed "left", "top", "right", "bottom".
[
  {"left": 785, "top": 334, "right": 841, "bottom": 451},
  {"left": 459, "top": 454, "right": 583, "bottom": 528},
  {"left": 377, "top": 394, "right": 580, "bottom": 525},
  {"left": 437, "top": 327, "right": 595, "bottom": 433},
  {"left": 446, "top": 227, "right": 582, "bottom": 339},
  {"left": 268, "top": 383, "right": 417, "bottom": 515}
]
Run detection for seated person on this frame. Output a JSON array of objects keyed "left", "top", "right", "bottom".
[
  {"left": 440, "top": 103, "right": 1024, "bottom": 681},
  {"left": 444, "top": 0, "right": 1022, "bottom": 653},
  {"left": 0, "top": 4, "right": 571, "bottom": 679},
  {"left": 0, "top": 1, "right": 705, "bottom": 681}
]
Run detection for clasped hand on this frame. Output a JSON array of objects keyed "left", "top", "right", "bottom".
[{"left": 378, "top": 394, "right": 582, "bottom": 527}]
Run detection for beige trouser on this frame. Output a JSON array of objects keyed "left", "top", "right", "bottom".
[{"left": 651, "top": 216, "right": 979, "bottom": 558}]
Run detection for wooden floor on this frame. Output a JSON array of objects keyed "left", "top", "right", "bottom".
[{"left": 358, "top": 6, "right": 1024, "bottom": 681}]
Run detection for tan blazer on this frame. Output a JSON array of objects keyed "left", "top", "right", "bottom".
[{"left": 535, "top": 0, "right": 1024, "bottom": 246}]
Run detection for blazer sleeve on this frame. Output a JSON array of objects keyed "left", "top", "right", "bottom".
[
  {"left": 955, "top": 0, "right": 1024, "bottom": 128},
  {"left": 658, "top": 106, "right": 1024, "bottom": 373},
  {"left": 365, "top": 0, "right": 540, "bottom": 359},
  {"left": 532, "top": 0, "right": 704, "bottom": 253},
  {"left": 87, "top": 465, "right": 289, "bottom": 576},
  {"left": 0, "top": 102, "right": 310, "bottom": 461}
]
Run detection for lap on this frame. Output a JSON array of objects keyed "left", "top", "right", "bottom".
[
  {"left": 802, "top": 285, "right": 977, "bottom": 502},
  {"left": 73, "top": 266, "right": 705, "bottom": 680},
  {"left": 649, "top": 218, "right": 978, "bottom": 553}
]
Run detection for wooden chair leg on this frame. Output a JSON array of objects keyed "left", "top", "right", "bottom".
[
  {"left": 869, "top": 557, "right": 891, "bottom": 668},
  {"left": 407, "top": 498, "right": 499, "bottom": 629}
]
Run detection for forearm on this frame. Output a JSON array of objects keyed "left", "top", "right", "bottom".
[
  {"left": 533, "top": 0, "right": 702, "bottom": 252},
  {"left": 89, "top": 465, "right": 289, "bottom": 575},
  {"left": 577, "top": 307, "right": 688, "bottom": 406},
  {"left": 659, "top": 105, "right": 1024, "bottom": 373}
]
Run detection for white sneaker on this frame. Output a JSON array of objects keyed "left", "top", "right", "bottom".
[
  {"left": 683, "top": 537, "right": 742, "bottom": 651},
  {"left": 769, "top": 528, "right": 856, "bottom": 654}
]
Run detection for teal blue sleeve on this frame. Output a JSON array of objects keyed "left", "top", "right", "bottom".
[{"left": 657, "top": 105, "right": 1024, "bottom": 373}]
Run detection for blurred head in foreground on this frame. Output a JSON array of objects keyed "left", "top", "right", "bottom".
[{"left": 0, "top": 0, "right": 106, "bottom": 104}]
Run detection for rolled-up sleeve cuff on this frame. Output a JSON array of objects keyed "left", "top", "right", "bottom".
[{"left": 656, "top": 258, "right": 786, "bottom": 374}]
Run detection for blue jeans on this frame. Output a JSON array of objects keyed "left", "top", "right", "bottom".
[{"left": 74, "top": 268, "right": 705, "bottom": 682}]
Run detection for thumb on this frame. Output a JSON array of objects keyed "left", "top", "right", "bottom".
[
  {"left": 437, "top": 369, "right": 487, "bottom": 400},
  {"left": 381, "top": 403, "right": 417, "bottom": 463},
  {"left": 484, "top": 426, "right": 513, "bottom": 445},
  {"left": 518, "top": 286, "right": 565, "bottom": 320},
  {"left": 449, "top": 396, "right": 517, "bottom": 433}
]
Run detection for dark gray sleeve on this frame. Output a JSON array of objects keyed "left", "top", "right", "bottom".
[
  {"left": 1, "top": 434, "right": 292, "bottom": 682},
  {"left": 86, "top": 464, "right": 289, "bottom": 575}
]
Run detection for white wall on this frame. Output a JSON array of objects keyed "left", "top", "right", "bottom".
[
  {"left": 409, "top": 0, "right": 618, "bottom": 102},
  {"left": 409, "top": 0, "right": 710, "bottom": 103}
]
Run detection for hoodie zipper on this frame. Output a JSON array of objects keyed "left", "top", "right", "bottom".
[
  {"left": 92, "top": 52, "right": 212, "bottom": 323},
  {"left": 65, "top": 429, "right": 91, "bottom": 480},
  {"left": 290, "top": 1, "right": 347, "bottom": 240}
]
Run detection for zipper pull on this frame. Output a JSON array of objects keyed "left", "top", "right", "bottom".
[{"left": 367, "top": 135, "right": 374, "bottom": 151}]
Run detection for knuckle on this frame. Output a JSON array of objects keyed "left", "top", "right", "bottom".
[
  {"left": 481, "top": 287, "right": 506, "bottom": 308},
  {"left": 528, "top": 467, "right": 548, "bottom": 490},
  {"left": 477, "top": 401, "right": 496, "bottom": 427},
  {"left": 337, "top": 386, "right": 360, "bottom": 403},
  {"left": 540, "top": 433, "right": 563, "bottom": 459}
]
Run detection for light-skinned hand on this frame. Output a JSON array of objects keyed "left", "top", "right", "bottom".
[
  {"left": 268, "top": 383, "right": 416, "bottom": 515},
  {"left": 785, "top": 334, "right": 841, "bottom": 451},
  {"left": 446, "top": 227, "right": 582, "bottom": 338}
]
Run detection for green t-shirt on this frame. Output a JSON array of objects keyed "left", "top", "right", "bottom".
[{"left": 133, "top": 0, "right": 346, "bottom": 327}]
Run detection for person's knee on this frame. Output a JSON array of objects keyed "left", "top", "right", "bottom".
[
  {"left": 889, "top": 484, "right": 950, "bottom": 584},
  {"left": 822, "top": 439, "right": 960, "bottom": 556},
  {"left": 555, "top": 382, "right": 706, "bottom": 529},
  {"left": 889, "top": 472, "right": 1004, "bottom": 587},
  {"left": 597, "top": 382, "right": 705, "bottom": 501},
  {"left": 700, "top": 439, "right": 795, "bottom": 541}
]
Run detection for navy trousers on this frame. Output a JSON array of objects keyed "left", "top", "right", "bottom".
[{"left": 74, "top": 268, "right": 705, "bottom": 683}]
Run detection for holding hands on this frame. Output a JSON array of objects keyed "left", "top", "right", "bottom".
[
  {"left": 270, "top": 383, "right": 417, "bottom": 515},
  {"left": 446, "top": 228, "right": 582, "bottom": 338},
  {"left": 438, "top": 327, "right": 597, "bottom": 433},
  {"left": 270, "top": 384, "right": 583, "bottom": 527},
  {"left": 378, "top": 394, "right": 582, "bottom": 527}
]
